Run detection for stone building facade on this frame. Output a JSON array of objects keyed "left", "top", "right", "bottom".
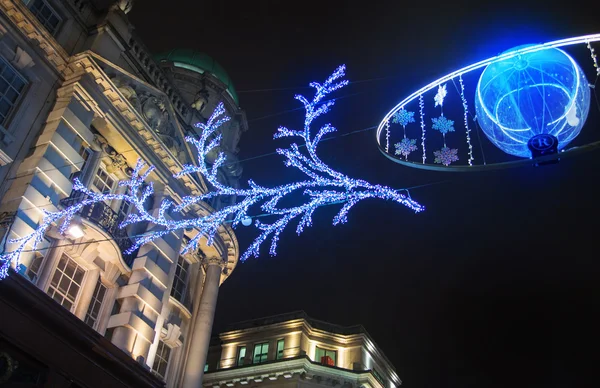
[
  {"left": 0, "top": 1, "right": 247, "bottom": 387},
  {"left": 203, "top": 312, "right": 402, "bottom": 388}
]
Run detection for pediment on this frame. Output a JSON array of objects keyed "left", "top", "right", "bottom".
[{"left": 90, "top": 55, "right": 198, "bottom": 175}]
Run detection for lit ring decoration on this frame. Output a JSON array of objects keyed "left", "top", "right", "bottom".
[{"left": 376, "top": 33, "right": 600, "bottom": 172}]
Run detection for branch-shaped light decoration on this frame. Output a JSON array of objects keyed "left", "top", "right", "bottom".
[{"left": 0, "top": 65, "right": 424, "bottom": 279}]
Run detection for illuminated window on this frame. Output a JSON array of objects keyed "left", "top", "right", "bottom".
[
  {"left": 0, "top": 56, "right": 27, "bottom": 127},
  {"left": 315, "top": 347, "right": 336, "bottom": 366},
  {"left": 253, "top": 342, "right": 269, "bottom": 364},
  {"left": 204, "top": 364, "right": 209, "bottom": 372},
  {"left": 47, "top": 254, "right": 85, "bottom": 312},
  {"left": 276, "top": 339, "right": 284, "bottom": 359},
  {"left": 152, "top": 340, "right": 171, "bottom": 380},
  {"left": 24, "top": 0, "right": 62, "bottom": 35},
  {"left": 170, "top": 257, "right": 189, "bottom": 303},
  {"left": 237, "top": 346, "right": 246, "bottom": 366},
  {"left": 92, "top": 166, "right": 115, "bottom": 194},
  {"left": 84, "top": 280, "right": 107, "bottom": 328}
]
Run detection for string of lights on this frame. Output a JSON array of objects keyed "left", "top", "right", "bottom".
[
  {"left": 587, "top": 41, "right": 599, "bottom": 75},
  {"left": 458, "top": 75, "right": 475, "bottom": 166},
  {"left": 419, "top": 94, "right": 426, "bottom": 164},
  {"left": 0, "top": 65, "right": 424, "bottom": 279}
]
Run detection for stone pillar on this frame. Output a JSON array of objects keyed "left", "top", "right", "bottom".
[
  {"left": 182, "top": 257, "right": 223, "bottom": 388},
  {"left": 74, "top": 268, "right": 100, "bottom": 320}
]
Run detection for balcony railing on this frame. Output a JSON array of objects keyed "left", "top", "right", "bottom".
[{"left": 60, "top": 193, "right": 138, "bottom": 267}]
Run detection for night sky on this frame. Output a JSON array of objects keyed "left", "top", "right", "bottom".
[{"left": 130, "top": 2, "right": 599, "bottom": 387}]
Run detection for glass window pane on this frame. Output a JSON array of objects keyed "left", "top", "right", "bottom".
[
  {"left": 50, "top": 271, "right": 61, "bottom": 287},
  {"left": 73, "top": 268, "right": 84, "bottom": 284},
  {"left": 47, "top": 255, "right": 85, "bottom": 311},
  {"left": 58, "top": 276, "right": 70, "bottom": 293}
]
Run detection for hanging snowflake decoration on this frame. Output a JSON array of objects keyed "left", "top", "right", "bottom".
[
  {"left": 394, "top": 138, "right": 418, "bottom": 160},
  {"left": 391, "top": 108, "right": 416, "bottom": 127},
  {"left": 434, "top": 84, "right": 447, "bottom": 107},
  {"left": 431, "top": 115, "right": 455, "bottom": 135},
  {"left": 433, "top": 146, "right": 459, "bottom": 166},
  {"left": 0, "top": 65, "right": 425, "bottom": 279}
]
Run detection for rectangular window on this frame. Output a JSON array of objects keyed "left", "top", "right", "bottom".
[
  {"left": 204, "top": 364, "right": 209, "bottom": 372},
  {"left": 92, "top": 166, "right": 115, "bottom": 194},
  {"left": 170, "top": 257, "right": 190, "bottom": 303},
  {"left": 25, "top": 0, "right": 62, "bottom": 35},
  {"left": 117, "top": 200, "right": 132, "bottom": 220},
  {"left": 0, "top": 56, "right": 27, "bottom": 127},
  {"left": 47, "top": 254, "right": 85, "bottom": 311},
  {"left": 69, "top": 146, "right": 91, "bottom": 181},
  {"left": 237, "top": 346, "right": 246, "bottom": 366},
  {"left": 152, "top": 340, "right": 171, "bottom": 379},
  {"left": 315, "top": 347, "right": 336, "bottom": 366},
  {"left": 84, "top": 280, "right": 107, "bottom": 328},
  {"left": 276, "top": 339, "right": 285, "bottom": 360},
  {"left": 253, "top": 342, "right": 269, "bottom": 364},
  {"left": 26, "top": 252, "right": 44, "bottom": 283}
]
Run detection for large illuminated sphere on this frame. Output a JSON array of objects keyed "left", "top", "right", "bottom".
[{"left": 475, "top": 46, "right": 590, "bottom": 158}]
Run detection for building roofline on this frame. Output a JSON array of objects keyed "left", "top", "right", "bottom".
[{"left": 218, "top": 311, "right": 397, "bottom": 373}]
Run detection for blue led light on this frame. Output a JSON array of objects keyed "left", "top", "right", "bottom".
[
  {"left": 474, "top": 46, "right": 591, "bottom": 158},
  {"left": 0, "top": 65, "right": 424, "bottom": 279}
]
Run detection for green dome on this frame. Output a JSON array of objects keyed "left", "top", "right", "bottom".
[{"left": 155, "top": 49, "right": 239, "bottom": 105}]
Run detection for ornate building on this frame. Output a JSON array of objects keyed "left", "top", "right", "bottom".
[
  {"left": 0, "top": 1, "right": 247, "bottom": 387},
  {"left": 203, "top": 312, "right": 401, "bottom": 388}
]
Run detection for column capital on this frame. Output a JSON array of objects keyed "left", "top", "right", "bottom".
[{"left": 202, "top": 256, "right": 225, "bottom": 267}]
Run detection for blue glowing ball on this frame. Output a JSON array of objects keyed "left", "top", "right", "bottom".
[{"left": 475, "top": 46, "right": 590, "bottom": 158}]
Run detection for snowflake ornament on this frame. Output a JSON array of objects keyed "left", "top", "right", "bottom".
[
  {"left": 434, "top": 84, "right": 447, "bottom": 107},
  {"left": 433, "top": 146, "right": 459, "bottom": 166},
  {"left": 431, "top": 115, "right": 455, "bottom": 134},
  {"left": 391, "top": 108, "right": 416, "bottom": 127},
  {"left": 394, "top": 138, "right": 418, "bottom": 160}
]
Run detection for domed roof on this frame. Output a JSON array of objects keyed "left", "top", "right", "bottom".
[{"left": 155, "top": 49, "right": 239, "bottom": 104}]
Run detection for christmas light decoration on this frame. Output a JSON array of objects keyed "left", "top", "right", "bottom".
[
  {"left": 384, "top": 120, "right": 391, "bottom": 153},
  {"left": 391, "top": 109, "right": 415, "bottom": 127},
  {"left": 394, "top": 138, "right": 418, "bottom": 160},
  {"left": 419, "top": 94, "right": 426, "bottom": 164},
  {"left": 458, "top": 75, "right": 474, "bottom": 166},
  {"left": 434, "top": 84, "right": 447, "bottom": 108},
  {"left": 391, "top": 108, "right": 418, "bottom": 160},
  {"left": 433, "top": 147, "right": 459, "bottom": 166},
  {"left": 376, "top": 33, "right": 600, "bottom": 170},
  {"left": 0, "top": 65, "right": 424, "bottom": 279},
  {"left": 587, "top": 41, "right": 599, "bottom": 75},
  {"left": 431, "top": 116, "right": 455, "bottom": 136}
]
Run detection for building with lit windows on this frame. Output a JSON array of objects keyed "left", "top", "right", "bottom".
[
  {"left": 203, "top": 312, "right": 401, "bottom": 388},
  {"left": 0, "top": 1, "right": 247, "bottom": 387}
]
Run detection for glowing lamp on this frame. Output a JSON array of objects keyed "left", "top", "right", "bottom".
[
  {"left": 475, "top": 46, "right": 590, "bottom": 158},
  {"left": 241, "top": 216, "right": 252, "bottom": 226},
  {"left": 66, "top": 224, "right": 85, "bottom": 239}
]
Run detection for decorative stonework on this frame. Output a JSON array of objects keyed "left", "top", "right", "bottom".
[
  {"left": 160, "top": 323, "right": 182, "bottom": 348},
  {"left": 94, "top": 133, "right": 133, "bottom": 176},
  {"left": 0, "top": 0, "right": 68, "bottom": 72},
  {"left": 127, "top": 36, "right": 189, "bottom": 118}
]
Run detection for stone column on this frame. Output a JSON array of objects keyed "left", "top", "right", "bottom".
[
  {"left": 182, "top": 257, "right": 223, "bottom": 388},
  {"left": 74, "top": 268, "right": 100, "bottom": 320}
]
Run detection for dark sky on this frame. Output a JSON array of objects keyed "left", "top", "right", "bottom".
[{"left": 130, "top": 2, "right": 599, "bottom": 387}]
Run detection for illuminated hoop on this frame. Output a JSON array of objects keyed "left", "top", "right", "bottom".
[{"left": 376, "top": 33, "right": 600, "bottom": 171}]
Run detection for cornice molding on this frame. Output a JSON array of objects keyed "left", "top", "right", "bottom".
[
  {"left": 0, "top": 0, "right": 68, "bottom": 73},
  {"left": 202, "top": 357, "right": 382, "bottom": 388}
]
